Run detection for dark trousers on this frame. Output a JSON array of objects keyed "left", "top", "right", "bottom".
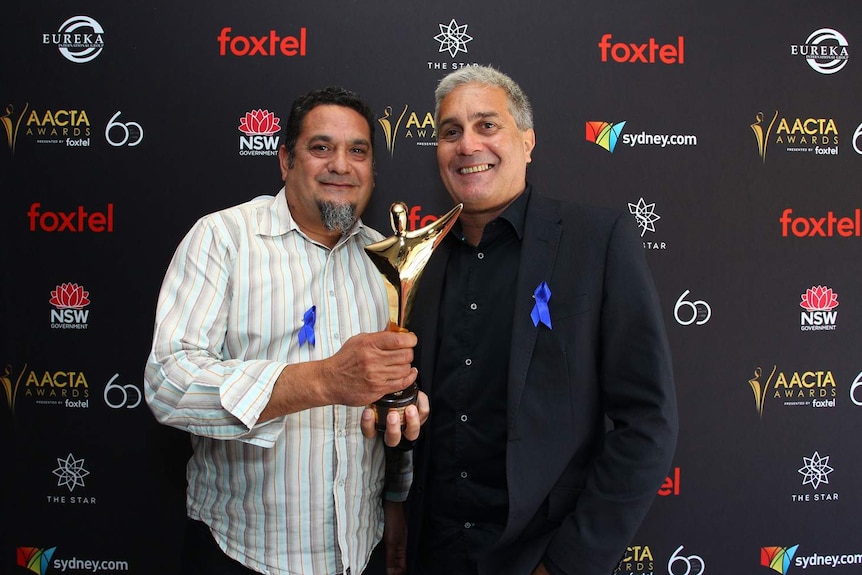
[{"left": 182, "top": 518, "right": 386, "bottom": 575}]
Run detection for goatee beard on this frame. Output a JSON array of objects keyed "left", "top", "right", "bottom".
[{"left": 317, "top": 201, "right": 358, "bottom": 233}]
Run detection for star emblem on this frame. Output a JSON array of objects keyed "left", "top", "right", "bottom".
[
  {"left": 628, "top": 197, "right": 661, "bottom": 237},
  {"left": 434, "top": 19, "right": 473, "bottom": 57}
]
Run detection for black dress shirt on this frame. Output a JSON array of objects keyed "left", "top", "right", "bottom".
[{"left": 418, "top": 188, "right": 531, "bottom": 575}]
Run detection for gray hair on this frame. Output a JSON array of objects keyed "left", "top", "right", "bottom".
[{"left": 434, "top": 65, "right": 534, "bottom": 131}]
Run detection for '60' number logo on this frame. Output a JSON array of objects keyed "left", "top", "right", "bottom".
[
  {"left": 668, "top": 545, "right": 705, "bottom": 575},
  {"left": 105, "top": 111, "right": 144, "bottom": 147},
  {"left": 850, "top": 371, "right": 862, "bottom": 406},
  {"left": 103, "top": 373, "right": 142, "bottom": 409},
  {"left": 674, "top": 290, "right": 712, "bottom": 326}
]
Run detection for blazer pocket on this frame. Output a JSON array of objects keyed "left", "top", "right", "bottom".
[
  {"left": 547, "top": 486, "right": 582, "bottom": 522},
  {"left": 550, "top": 293, "right": 592, "bottom": 322}
]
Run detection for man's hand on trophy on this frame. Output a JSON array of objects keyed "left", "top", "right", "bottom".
[
  {"left": 361, "top": 391, "right": 430, "bottom": 447},
  {"left": 322, "top": 330, "right": 418, "bottom": 406}
]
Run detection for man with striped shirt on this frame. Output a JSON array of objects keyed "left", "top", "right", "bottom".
[{"left": 145, "top": 87, "right": 426, "bottom": 575}]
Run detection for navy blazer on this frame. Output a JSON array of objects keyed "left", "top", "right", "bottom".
[{"left": 406, "top": 191, "right": 678, "bottom": 575}]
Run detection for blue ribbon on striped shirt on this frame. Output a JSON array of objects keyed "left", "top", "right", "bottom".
[
  {"left": 298, "top": 305, "right": 316, "bottom": 347},
  {"left": 530, "top": 281, "right": 552, "bottom": 329}
]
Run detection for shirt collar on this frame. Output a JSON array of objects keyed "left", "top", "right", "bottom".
[{"left": 257, "top": 186, "right": 366, "bottom": 244}]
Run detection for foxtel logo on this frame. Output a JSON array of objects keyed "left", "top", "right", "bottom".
[
  {"left": 217, "top": 27, "right": 307, "bottom": 57},
  {"left": 780, "top": 208, "right": 861, "bottom": 237},
  {"left": 27, "top": 203, "right": 114, "bottom": 233},
  {"left": 598, "top": 33, "right": 685, "bottom": 64}
]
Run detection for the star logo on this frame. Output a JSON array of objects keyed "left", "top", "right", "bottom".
[
  {"left": 434, "top": 19, "right": 473, "bottom": 57},
  {"left": 628, "top": 198, "right": 661, "bottom": 237},
  {"left": 798, "top": 451, "right": 833, "bottom": 490},
  {"left": 52, "top": 453, "right": 90, "bottom": 492}
]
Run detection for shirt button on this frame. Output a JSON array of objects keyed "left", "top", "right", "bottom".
[
  {"left": 469, "top": 303, "right": 478, "bottom": 310},
  {"left": 465, "top": 358, "right": 472, "bottom": 366},
  {"left": 460, "top": 414, "right": 468, "bottom": 422},
  {"left": 460, "top": 471, "right": 468, "bottom": 479},
  {"left": 477, "top": 253, "right": 484, "bottom": 260},
  {"left": 333, "top": 333, "right": 340, "bottom": 340},
  {"left": 464, "top": 522, "right": 473, "bottom": 529}
]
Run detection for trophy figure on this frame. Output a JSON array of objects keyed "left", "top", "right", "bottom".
[{"left": 364, "top": 201, "right": 463, "bottom": 430}]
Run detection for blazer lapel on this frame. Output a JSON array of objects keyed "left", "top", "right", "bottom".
[{"left": 507, "top": 194, "right": 562, "bottom": 435}]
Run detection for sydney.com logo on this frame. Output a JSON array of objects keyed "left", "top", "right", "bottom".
[{"left": 586, "top": 120, "right": 697, "bottom": 153}]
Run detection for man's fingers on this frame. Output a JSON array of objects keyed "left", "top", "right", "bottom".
[
  {"left": 360, "top": 407, "right": 378, "bottom": 439},
  {"left": 402, "top": 404, "right": 421, "bottom": 442},
  {"left": 384, "top": 409, "right": 403, "bottom": 447}
]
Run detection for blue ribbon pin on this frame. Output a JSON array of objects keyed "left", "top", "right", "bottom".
[
  {"left": 530, "top": 282, "right": 552, "bottom": 329},
  {"left": 298, "top": 305, "right": 316, "bottom": 347}
]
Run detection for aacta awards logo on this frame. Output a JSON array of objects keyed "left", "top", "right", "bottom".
[
  {"left": 238, "top": 109, "right": 281, "bottom": 156},
  {"left": 2, "top": 363, "right": 25, "bottom": 415},
  {"left": 761, "top": 545, "right": 799, "bottom": 574},
  {"left": 790, "top": 28, "right": 849, "bottom": 75},
  {"left": 49, "top": 282, "right": 90, "bottom": 330},
  {"left": 613, "top": 545, "right": 654, "bottom": 575},
  {"left": 799, "top": 285, "right": 838, "bottom": 332},
  {"left": 751, "top": 109, "right": 839, "bottom": 159},
  {"left": 747, "top": 365, "right": 836, "bottom": 417},
  {"left": 378, "top": 105, "right": 437, "bottom": 156},
  {"left": 428, "top": 19, "right": 477, "bottom": 71},
  {"left": 42, "top": 16, "right": 105, "bottom": 63},
  {"left": 23, "top": 108, "right": 91, "bottom": 147},
  {"left": 2, "top": 103, "right": 29, "bottom": 154}
]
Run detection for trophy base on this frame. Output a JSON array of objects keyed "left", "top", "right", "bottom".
[{"left": 371, "top": 382, "right": 418, "bottom": 433}]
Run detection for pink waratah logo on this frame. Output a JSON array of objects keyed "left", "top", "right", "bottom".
[
  {"left": 800, "top": 285, "right": 839, "bottom": 311},
  {"left": 238, "top": 109, "right": 281, "bottom": 136},
  {"left": 49, "top": 283, "right": 91, "bottom": 309}
]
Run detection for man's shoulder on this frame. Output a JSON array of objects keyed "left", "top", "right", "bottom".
[{"left": 529, "top": 191, "right": 624, "bottom": 227}]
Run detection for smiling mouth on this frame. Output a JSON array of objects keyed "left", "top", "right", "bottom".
[{"left": 458, "top": 164, "right": 493, "bottom": 175}]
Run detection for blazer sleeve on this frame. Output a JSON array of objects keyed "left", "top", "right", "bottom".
[{"left": 544, "top": 212, "right": 679, "bottom": 575}]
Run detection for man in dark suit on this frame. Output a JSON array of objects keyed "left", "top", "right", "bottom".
[{"left": 401, "top": 66, "right": 678, "bottom": 575}]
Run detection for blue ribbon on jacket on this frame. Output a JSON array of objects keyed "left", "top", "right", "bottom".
[
  {"left": 530, "top": 282, "right": 552, "bottom": 329},
  {"left": 298, "top": 305, "right": 316, "bottom": 347}
]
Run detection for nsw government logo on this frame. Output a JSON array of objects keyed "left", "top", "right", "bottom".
[
  {"left": 799, "top": 285, "right": 838, "bottom": 332},
  {"left": 238, "top": 109, "right": 280, "bottom": 156},
  {"left": 50, "top": 283, "right": 90, "bottom": 330}
]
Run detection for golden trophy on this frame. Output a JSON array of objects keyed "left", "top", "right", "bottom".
[{"left": 364, "top": 201, "right": 463, "bottom": 430}]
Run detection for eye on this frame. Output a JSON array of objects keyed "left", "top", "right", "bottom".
[
  {"left": 441, "top": 127, "right": 461, "bottom": 141},
  {"left": 309, "top": 143, "right": 331, "bottom": 155}
]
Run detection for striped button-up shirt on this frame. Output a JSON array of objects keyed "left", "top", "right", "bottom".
[{"left": 145, "top": 189, "right": 408, "bottom": 575}]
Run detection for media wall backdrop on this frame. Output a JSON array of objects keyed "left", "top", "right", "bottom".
[{"left": 3, "top": 2, "right": 861, "bottom": 574}]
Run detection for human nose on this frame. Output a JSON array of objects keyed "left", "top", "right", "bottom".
[
  {"left": 328, "top": 148, "right": 351, "bottom": 173},
  {"left": 456, "top": 129, "right": 482, "bottom": 155}
]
